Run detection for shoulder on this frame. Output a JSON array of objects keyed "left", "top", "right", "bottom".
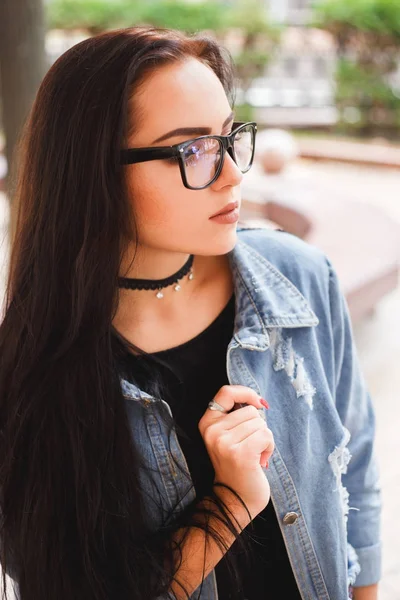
[{"left": 236, "top": 225, "right": 331, "bottom": 288}]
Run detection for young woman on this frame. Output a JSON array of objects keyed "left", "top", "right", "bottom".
[{"left": 0, "top": 27, "right": 381, "bottom": 600}]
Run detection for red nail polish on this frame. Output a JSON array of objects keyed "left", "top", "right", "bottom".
[
  {"left": 260, "top": 398, "right": 269, "bottom": 410},
  {"left": 265, "top": 461, "right": 269, "bottom": 469}
]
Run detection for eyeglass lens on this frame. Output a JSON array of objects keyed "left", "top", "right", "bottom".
[{"left": 182, "top": 124, "right": 254, "bottom": 188}]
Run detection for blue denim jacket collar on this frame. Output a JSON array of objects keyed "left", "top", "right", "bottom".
[
  {"left": 121, "top": 235, "right": 318, "bottom": 402},
  {"left": 228, "top": 237, "right": 319, "bottom": 352}
]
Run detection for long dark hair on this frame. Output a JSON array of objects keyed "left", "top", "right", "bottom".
[{"left": 0, "top": 27, "right": 245, "bottom": 600}]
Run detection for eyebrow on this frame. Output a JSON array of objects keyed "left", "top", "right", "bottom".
[{"left": 152, "top": 111, "right": 235, "bottom": 144}]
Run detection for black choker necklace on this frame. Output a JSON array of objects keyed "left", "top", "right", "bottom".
[{"left": 118, "top": 254, "right": 194, "bottom": 299}]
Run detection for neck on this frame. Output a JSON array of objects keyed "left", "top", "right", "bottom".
[
  {"left": 114, "top": 246, "right": 233, "bottom": 329},
  {"left": 119, "top": 246, "right": 193, "bottom": 282},
  {"left": 120, "top": 243, "right": 229, "bottom": 298},
  {"left": 113, "top": 245, "right": 234, "bottom": 353}
]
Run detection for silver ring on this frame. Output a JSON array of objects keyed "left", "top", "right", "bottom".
[{"left": 208, "top": 400, "right": 228, "bottom": 413}]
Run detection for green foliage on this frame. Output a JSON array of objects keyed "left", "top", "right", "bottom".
[
  {"left": 139, "top": 1, "right": 225, "bottom": 33},
  {"left": 47, "top": 0, "right": 277, "bottom": 37},
  {"left": 223, "top": 0, "right": 280, "bottom": 92},
  {"left": 335, "top": 59, "right": 400, "bottom": 134},
  {"left": 314, "top": 0, "right": 400, "bottom": 135},
  {"left": 337, "top": 59, "right": 400, "bottom": 109},
  {"left": 48, "top": 0, "right": 142, "bottom": 32},
  {"left": 226, "top": 0, "right": 280, "bottom": 37},
  {"left": 234, "top": 48, "right": 270, "bottom": 92},
  {"left": 234, "top": 102, "right": 255, "bottom": 122},
  {"left": 234, "top": 49, "right": 270, "bottom": 71},
  {"left": 313, "top": 0, "right": 400, "bottom": 40},
  {"left": 48, "top": 0, "right": 226, "bottom": 33}
]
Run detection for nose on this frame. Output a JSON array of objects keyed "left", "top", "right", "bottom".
[{"left": 212, "top": 150, "right": 243, "bottom": 190}]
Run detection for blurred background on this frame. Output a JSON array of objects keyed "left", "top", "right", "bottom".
[{"left": 0, "top": 0, "right": 399, "bottom": 597}]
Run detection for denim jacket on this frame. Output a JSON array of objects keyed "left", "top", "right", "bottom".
[{"left": 121, "top": 226, "right": 382, "bottom": 600}]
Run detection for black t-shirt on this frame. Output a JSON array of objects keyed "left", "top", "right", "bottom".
[{"left": 120, "top": 295, "right": 301, "bottom": 599}]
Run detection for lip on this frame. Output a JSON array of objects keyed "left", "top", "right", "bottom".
[{"left": 210, "top": 201, "right": 239, "bottom": 219}]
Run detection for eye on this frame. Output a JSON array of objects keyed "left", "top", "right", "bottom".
[{"left": 183, "top": 139, "right": 221, "bottom": 167}]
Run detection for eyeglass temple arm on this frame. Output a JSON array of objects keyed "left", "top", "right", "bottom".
[{"left": 120, "top": 146, "right": 178, "bottom": 165}]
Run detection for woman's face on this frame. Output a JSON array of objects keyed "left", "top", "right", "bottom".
[{"left": 125, "top": 58, "right": 244, "bottom": 257}]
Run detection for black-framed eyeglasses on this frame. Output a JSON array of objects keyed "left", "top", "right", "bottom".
[{"left": 120, "top": 121, "right": 257, "bottom": 190}]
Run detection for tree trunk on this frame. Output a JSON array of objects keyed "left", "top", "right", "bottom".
[{"left": 0, "top": 0, "right": 46, "bottom": 241}]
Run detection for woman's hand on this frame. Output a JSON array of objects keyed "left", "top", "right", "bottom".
[
  {"left": 352, "top": 584, "right": 378, "bottom": 600},
  {"left": 198, "top": 385, "right": 274, "bottom": 518}
]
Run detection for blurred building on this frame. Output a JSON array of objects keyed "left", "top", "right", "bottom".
[
  {"left": 244, "top": 0, "right": 337, "bottom": 128},
  {"left": 268, "top": 0, "right": 313, "bottom": 26}
]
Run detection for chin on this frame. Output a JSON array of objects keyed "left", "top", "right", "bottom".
[{"left": 204, "top": 226, "right": 238, "bottom": 256}]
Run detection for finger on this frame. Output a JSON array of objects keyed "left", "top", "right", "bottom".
[
  {"left": 225, "top": 417, "right": 267, "bottom": 444},
  {"left": 260, "top": 446, "right": 274, "bottom": 468},
  {"left": 208, "top": 385, "right": 265, "bottom": 416},
  {"left": 240, "top": 428, "right": 274, "bottom": 457},
  {"left": 222, "top": 405, "right": 264, "bottom": 430}
]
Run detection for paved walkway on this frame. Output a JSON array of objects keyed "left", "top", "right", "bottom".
[{"left": 0, "top": 158, "right": 399, "bottom": 597}]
